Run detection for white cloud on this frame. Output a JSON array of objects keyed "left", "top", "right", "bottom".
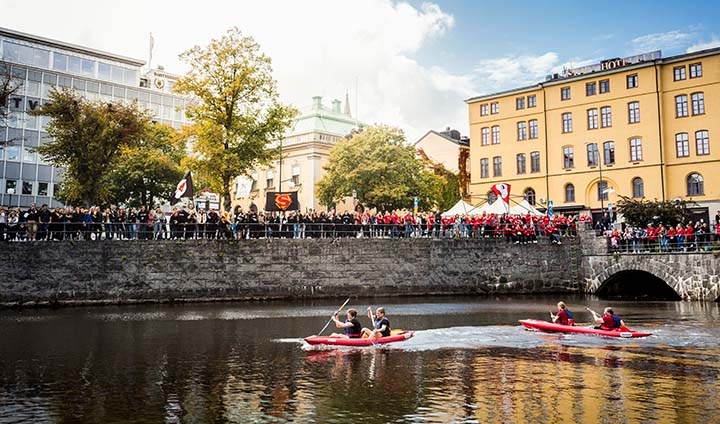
[
  {"left": 0, "top": 0, "right": 468, "bottom": 142},
  {"left": 472, "top": 53, "right": 559, "bottom": 93},
  {"left": 687, "top": 37, "right": 720, "bottom": 53},
  {"left": 630, "top": 30, "right": 694, "bottom": 52}
]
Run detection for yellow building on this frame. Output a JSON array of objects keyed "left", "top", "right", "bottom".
[{"left": 466, "top": 48, "right": 720, "bottom": 222}]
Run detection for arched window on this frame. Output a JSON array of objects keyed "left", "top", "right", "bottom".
[
  {"left": 687, "top": 173, "right": 704, "bottom": 196},
  {"left": 565, "top": 184, "right": 575, "bottom": 203},
  {"left": 524, "top": 188, "right": 536, "bottom": 206},
  {"left": 487, "top": 191, "right": 497, "bottom": 204},
  {"left": 632, "top": 177, "right": 644, "bottom": 198}
]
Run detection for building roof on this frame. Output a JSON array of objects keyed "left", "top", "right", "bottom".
[
  {"left": 414, "top": 129, "right": 470, "bottom": 147},
  {"left": 289, "top": 96, "right": 364, "bottom": 137},
  {"left": 465, "top": 46, "right": 720, "bottom": 104},
  {"left": 0, "top": 26, "right": 145, "bottom": 67}
]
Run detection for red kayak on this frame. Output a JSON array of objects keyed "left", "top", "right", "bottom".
[
  {"left": 519, "top": 319, "right": 651, "bottom": 338},
  {"left": 304, "top": 330, "right": 414, "bottom": 346}
]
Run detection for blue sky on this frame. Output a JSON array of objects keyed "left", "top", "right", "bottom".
[{"left": 1, "top": 0, "right": 718, "bottom": 140}]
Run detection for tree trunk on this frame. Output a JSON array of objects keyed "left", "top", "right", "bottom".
[{"left": 223, "top": 176, "right": 232, "bottom": 212}]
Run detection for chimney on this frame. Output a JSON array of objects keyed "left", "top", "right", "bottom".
[
  {"left": 332, "top": 99, "right": 342, "bottom": 113},
  {"left": 312, "top": 96, "right": 322, "bottom": 110}
]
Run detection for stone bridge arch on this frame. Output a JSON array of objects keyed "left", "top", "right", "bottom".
[{"left": 582, "top": 254, "right": 720, "bottom": 301}]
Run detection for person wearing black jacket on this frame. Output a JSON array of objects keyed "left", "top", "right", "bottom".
[{"left": 38, "top": 204, "right": 51, "bottom": 241}]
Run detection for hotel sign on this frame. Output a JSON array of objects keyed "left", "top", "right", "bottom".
[{"left": 562, "top": 50, "right": 661, "bottom": 78}]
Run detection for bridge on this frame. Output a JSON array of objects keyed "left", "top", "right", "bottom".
[{"left": 578, "top": 230, "right": 720, "bottom": 301}]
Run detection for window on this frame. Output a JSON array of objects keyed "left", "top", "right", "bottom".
[
  {"left": 516, "top": 153, "right": 526, "bottom": 174},
  {"left": 632, "top": 177, "right": 644, "bottom": 198},
  {"left": 562, "top": 112, "right": 572, "bottom": 133},
  {"left": 587, "top": 109, "right": 598, "bottom": 129},
  {"left": 480, "top": 158, "right": 489, "bottom": 178},
  {"left": 480, "top": 104, "right": 489, "bottom": 116},
  {"left": 630, "top": 138, "right": 643, "bottom": 161},
  {"left": 674, "top": 66, "right": 686, "bottom": 81},
  {"left": 516, "top": 97, "right": 525, "bottom": 110},
  {"left": 530, "top": 151, "right": 541, "bottom": 173},
  {"left": 628, "top": 101, "right": 640, "bottom": 124},
  {"left": 6, "top": 146, "right": 19, "bottom": 161},
  {"left": 490, "top": 102, "right": 499, "bottom": 114},
  {"left": 675, "top": 95, "right": 688, "bottom": 117},
  {"left": 22, "top": 181, "right": 33, "bottom": 195},
  {"left": 565, "top": 184, "right": 575, "bottom": 203},
  {"left": 52, "top": 52, "right": 68, "bottom": 71},
  {"left": 37, "top": 182, "right": 48, "bottom": 196},
  {"left": 528, "top": 95, "right": 537, "bottom": 108},
  {"left": 627, "top": 74, "right": 638, "bottom": 89},
  {"left": 291, "top": 164, "right": 301, "bottom": 186},
  {"left": 691, "top": 92, "right": 705, "bottom": 115},
  {"left": 265, "top": 169, "right": 274, "bottom": 189},
  {"left": 517, "top": 122, "right": 527, "bottom": 140},
  {"left": 493, "top": 156, "right": 502, "bottom": 177},
  {"left": 587, "top": 143, "right": 599, "bottom": 166},
  {"left": 603, "top": 141, "right": 615, "bottom": 165},
  {"left": 586, "top": 82, "right": 596, "bottom": 96},
  {"left": 529, "top": 119, "right": 538, "bottom": 139},
  {"left": 600, "top": 106, "right": 612, "bottom": 128},
  {"left": 563, "top": 146, "right": 574, "bottom": 169},
  {"left": 690, "top": 63, "right": 702, "bottom": 79},
  {"left": 599, "top": 79, "right": 610, "bottom": 93},
  {"left": 481, "top": 127, "right": 490, "bottom": 145},
  {"left": 23, "top": 147, "right": 36, "bottom": 162},
  {"left": 597, "top": 181, "right": 609, "bottom": 201},
  {"left": 491, "top": 126, "right": 500, "bottom": 144},
  {"left": 561, "top": 87, "right": 571, "bottom": 100},
  {"left": 52, "top": 184, "right": 60, "bottom": 197},
  {"left": 696, "top": 130, "right": 710, "bottom": 155},
  {"left": 676, "top": 133, "right": 690, "bottom": 157},
  {"left": 524, "top": 188, "right": 536, "bottom": 206},
  {"left": 6, "top": 180, "right": 17, "bottom": 193},
  {"left": 2, "top": 42, "right": 49, "bottom": 67},
  {"left": 687, "top": 173, "right": 704, "bottom": 196}
]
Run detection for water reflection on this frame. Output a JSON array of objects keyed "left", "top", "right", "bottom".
[{"left": 1, "top": 296, "right": 719, "bottom": 423}]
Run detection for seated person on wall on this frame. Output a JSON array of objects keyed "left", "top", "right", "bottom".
[
  {"left": 362, "top": 307, "right": 391, "bottom": 340},
  {"left": 329, "top": 308, "right": 362, "bottom": 338},
  {"left": 550, "top": 301, "right": 575, "bottom": 326}
]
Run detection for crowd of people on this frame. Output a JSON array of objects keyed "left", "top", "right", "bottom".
[
  {"left": 0, "top": 202, "right": 582, "bottom": 244},
  {"left": 606, "top": 213, "right": 720, "bottom": 253}
]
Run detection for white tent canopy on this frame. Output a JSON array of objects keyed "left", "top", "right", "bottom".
[
  {"left": 510, "top": 199, "right": 544, "bottom": 216},
  {"left": 442, "top": 199, "right": 477, "bottom": 217},
  {"left": 484, "top": 199, "right": 510, "bottom": 215}
]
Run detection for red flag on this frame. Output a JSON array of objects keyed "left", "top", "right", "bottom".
[{"left": 491, "top": 183, "right": 511, "bottom": 203}]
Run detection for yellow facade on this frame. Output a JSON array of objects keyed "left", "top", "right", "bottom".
[{"left": 467, "top": 48, "right": 720, "bottom": 217}]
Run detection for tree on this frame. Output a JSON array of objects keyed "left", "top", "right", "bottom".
[
  {"left": 106, "top": 123, "right": 187, "bottom": 208},
  {"left": 416, "top": 147, "right": 461, "bottom": 212},
  {"left": 0, "top": 64, "right": 23, "bottom": 145},
  {"left": 31, "top": 89, "right": 151, "bottom": 207},
  {"left": 616, "top": 196, "right": 696, "bottom": 228},
  {"left": 317, "top": 125, "right": 446, "bottom": 212},
  {"left": 174, "top": 27, "right": 297, "bottom": 211}
]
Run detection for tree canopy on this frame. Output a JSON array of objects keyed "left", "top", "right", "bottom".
[
  {"left": 316, "top": 125, "right": 448, "bottom": 212},
  {"left": 616, "top": 196, "right": 696, "bottom": 227},
  {"left": 174, "top": 27, "right": 297, "bottom": 211}
]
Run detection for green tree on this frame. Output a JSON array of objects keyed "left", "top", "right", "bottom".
[
  {"left": 317, "top": 125, "right": 445, "bottom": 212},
  {"left": 1, "top": 64, "right": 23, "bottom": 145},
  {"left": 616, "top": 196, "right": 695, "bottom": 227},
  {"left": 31, "top": 89, "right": 151, "bottom": 207},
  {"left": 174, "top": 27, "right": 297, "bottom": 211},
  {"left": 106, "top": 123, "right": 187, "bottom": 208}
]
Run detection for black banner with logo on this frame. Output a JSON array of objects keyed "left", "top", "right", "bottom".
[{"left": 265, "top": 191, "right": 299, "bottom": 211}]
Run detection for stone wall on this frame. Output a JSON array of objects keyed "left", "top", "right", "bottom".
[{"left": 0, "top": 238, "right": 582, "bottom": 306}]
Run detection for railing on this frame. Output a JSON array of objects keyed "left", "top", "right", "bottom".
[
  {"left": 604, "top": 235, "right": 719, "bottom": 253},
  {"left": 0, "top": 221, "right": 577, "bottom": 242}
]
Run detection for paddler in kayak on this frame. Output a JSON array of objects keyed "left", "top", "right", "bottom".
[
  {"left": 550, "top": 301, "right": 575, "bottom": 325},
  {"left": 362, "top": 307, "right": 391, "bottom": 340},
  {"left": 329, "top": 308, "right": 362, "bottom": 338},
  {"left": 588, "top": 307, "right": 626, "bottom": 331}
]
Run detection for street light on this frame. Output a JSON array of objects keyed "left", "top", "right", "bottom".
[{"left": 6, "top": 187, "right": 14, "bottom": 207}]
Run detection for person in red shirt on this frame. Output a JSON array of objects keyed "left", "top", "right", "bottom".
[
  {"left": 685, "top": 222, "right": 695, "bottom": 251},
  {"left": 551, "top": 302, "right": 575, "bottom": 326},
  {"left": 589, "top": 307, "right": 625, "bottom": 331},
  {"left": 676, "top": 223, "right": 686, "bottom": 251}
]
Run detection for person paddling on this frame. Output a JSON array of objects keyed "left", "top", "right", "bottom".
[
  {"left": 329, "top": 308, "right": 362, "bottom": 338},
  {"left": 587, "top": 307, "right": 626, "bottom": 331},
  {"left": 550, "top": 301, "right": 575, "bottom": 326},
  {"left": 362, "top": 307, "right": 391, "bottom": 340}
]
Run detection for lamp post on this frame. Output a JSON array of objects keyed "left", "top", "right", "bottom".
[{"left": 7, "top": 187, "right": 15, "bottom": 208}]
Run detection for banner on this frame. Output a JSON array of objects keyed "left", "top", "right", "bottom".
[
  {"left": 491, "top": 183, "right": 511, "bottom": 203},
  {"left": 170, "top": 171, "right": 193, "bottom": 205},
  {"left": 235, "top": 176, "right": 253, "bottom": 199},
  {"left": 265, "top": 191, "right": 299, "bottom": 212}
]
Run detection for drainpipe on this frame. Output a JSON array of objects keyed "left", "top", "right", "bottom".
[
  {"left": 541, "top": 85, "right": 550, "bottom": 204},
  {"left": 654, "top": 62, "right": 666, "bottom": 201}
]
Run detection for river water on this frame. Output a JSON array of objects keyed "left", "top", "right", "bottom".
[{"left": 1, "top": 295, "right": 719, "bottom": 423}]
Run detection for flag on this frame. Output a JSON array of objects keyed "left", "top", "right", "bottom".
[
  {"left": 491, "top": 183, "right": 511, "bottom": 203},
  {"left": 171, "top": 171, "right": 193, "bottom": 205},
  {"left": 265, "top": 191, "right": 299, "bottom": 212}
]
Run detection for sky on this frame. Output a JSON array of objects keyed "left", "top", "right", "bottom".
[{"left": 1, "top": 0, "right": 719, "bottom": 142}]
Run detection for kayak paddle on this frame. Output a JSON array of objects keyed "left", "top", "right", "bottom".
[{"left": 317, "top": 297, "right": 351, "bottom": 336}]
